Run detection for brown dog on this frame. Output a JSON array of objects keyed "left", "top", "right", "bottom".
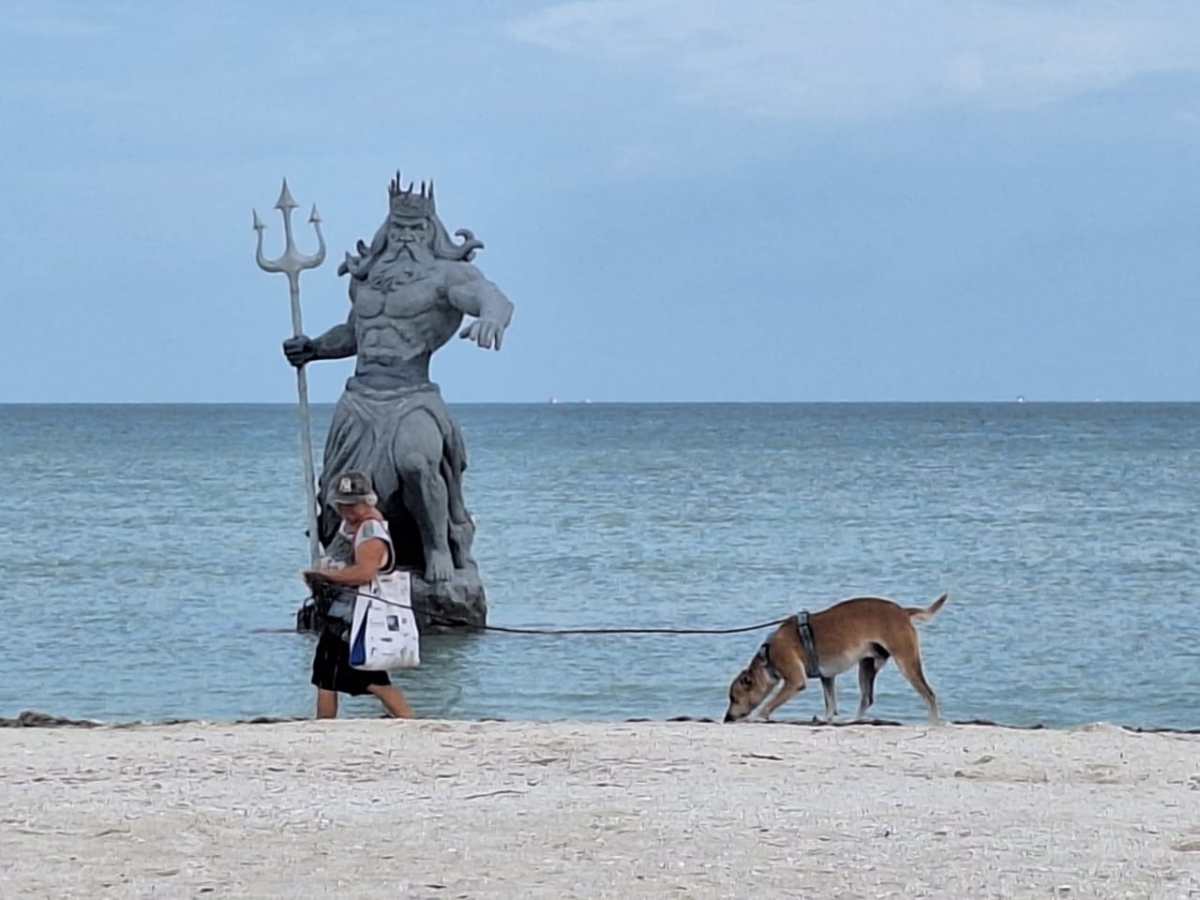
[{"left": 723, "top": 594, "right": 947, "bottom": 724}]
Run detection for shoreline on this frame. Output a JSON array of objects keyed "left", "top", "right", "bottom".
[
  {"left": 3, "top": 719, "right": 1198, "bottom": 898},
  {"left": 4, "top": 707, "right": 1200, "bottom": 735}
]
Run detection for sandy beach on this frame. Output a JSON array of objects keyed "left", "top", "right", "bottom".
[{"left": 1, "top": 719, "right": 1198, "bottom": 899}]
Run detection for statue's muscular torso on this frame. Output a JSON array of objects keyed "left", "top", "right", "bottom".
[{"left": 350, "top": 260, "right": 463, "bottom": 389}]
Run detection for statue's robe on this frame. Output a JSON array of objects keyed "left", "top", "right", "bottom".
[{"left": 317, "top": 379, "right": 470, "bottom": 574}]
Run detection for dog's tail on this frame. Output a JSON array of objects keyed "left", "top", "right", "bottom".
[{"left": 906, "top": 592, "right": 948, "bottom": 624}]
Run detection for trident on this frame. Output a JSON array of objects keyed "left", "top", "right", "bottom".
[{"left": 253, "top": 179, "right": 326, "bottom": 566}]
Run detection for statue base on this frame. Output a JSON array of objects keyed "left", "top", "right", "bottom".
[
  {"left": 295, "top": 569, "right": 488, "bottom": 635},
  {"left": 409, "top": 570, "right": 488, "bottom": 632}
]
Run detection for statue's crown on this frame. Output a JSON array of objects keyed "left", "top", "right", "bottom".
[{"left": 388, "top": 171, "right": 435, "bottom": 218}]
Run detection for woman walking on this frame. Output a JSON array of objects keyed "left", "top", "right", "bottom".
[{"left": 303, "top": 471, "right": 414, "bottom": 719}]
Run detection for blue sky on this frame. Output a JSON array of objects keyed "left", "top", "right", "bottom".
[{"left": 2, "top": 0, "right": 1198, "bottom": 402}]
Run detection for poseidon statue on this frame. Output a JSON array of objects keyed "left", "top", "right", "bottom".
[{"left": 284, "top": 172, "right": 514, "bottom": 627}]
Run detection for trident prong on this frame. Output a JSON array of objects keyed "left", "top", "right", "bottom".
[
  {"left": 254, "top": 178, "right": 326, "bottom": 282},
  {"left": 252, "top": 177, "right": 325, "bottom": 567}
]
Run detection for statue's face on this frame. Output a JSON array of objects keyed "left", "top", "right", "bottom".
[{"left": 387, "top": 217, "right": 429, "bottom": 249}]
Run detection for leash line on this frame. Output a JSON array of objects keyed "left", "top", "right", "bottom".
[{"left": 303, "top": 588, "right": 788, "bottom": 636}]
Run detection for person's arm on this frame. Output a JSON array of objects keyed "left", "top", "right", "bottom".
[{"left": 305, "top": 537, "right": 387, "bottom": 587}]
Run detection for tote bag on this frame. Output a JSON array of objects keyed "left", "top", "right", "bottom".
[{"left": 348, "top": 570, "right": 420, "bottom": 671}]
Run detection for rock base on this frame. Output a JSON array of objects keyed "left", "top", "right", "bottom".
[{"left": 296, "top": 568, "right": 488, "bottom": 635}]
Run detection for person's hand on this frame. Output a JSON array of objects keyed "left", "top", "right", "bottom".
[
  {"left": 302, "top": 569, "right": 327, "bottom": 590},
  {"left": 283, "top": 335, "right": 318, "bottom": 367}
]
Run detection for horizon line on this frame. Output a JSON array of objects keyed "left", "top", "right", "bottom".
[{"left": 2, "top": 399, "right": 1197, "bottom": 407}]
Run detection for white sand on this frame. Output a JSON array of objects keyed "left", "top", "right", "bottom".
[{"left": 1, "top": 720, "right": 1199, "bottom": 898}]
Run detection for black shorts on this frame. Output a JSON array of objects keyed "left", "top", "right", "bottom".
[{"left": 311, "top": 629, "right": 392, "bottom": 696}]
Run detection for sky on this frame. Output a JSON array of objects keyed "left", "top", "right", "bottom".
[{"left": 1, "top": 0, "right": 1198, "bottom": 403}]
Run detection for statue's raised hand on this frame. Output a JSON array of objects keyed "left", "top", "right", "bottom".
[
  {"left": 459, "top": 318, "right": 506, "bottom": 351},
  {"left": 283, "top": 335, "right": 318, "bottom": 367}
]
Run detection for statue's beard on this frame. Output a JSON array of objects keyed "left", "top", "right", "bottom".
[{"left": 384, "top": 241, "right": 433, "bottom": 265}]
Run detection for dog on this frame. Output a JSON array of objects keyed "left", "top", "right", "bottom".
[{"left": 723, "top": 593, "right": 947, "bottom": 724}]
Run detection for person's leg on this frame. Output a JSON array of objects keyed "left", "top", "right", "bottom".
[
  {"left": 312, "top": 630, "right": 343, "bottom": 720},
  {"left": 368, "top": 684, "right": 414, "bottom": 718},
  {"left": 316, "top": 688, "right": 339, "bottom": 719}
]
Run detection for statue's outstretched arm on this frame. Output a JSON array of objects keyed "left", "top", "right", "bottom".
[
  {"left": 282, "top": 308, "right": 357, "bottom": 368},
  {"left": 446, "top": 265, "right": 514, "bottom": 352}
]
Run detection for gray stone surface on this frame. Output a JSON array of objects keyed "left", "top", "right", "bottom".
[{"left": 285, "top": 173, "right": 513, "bottom": 630}]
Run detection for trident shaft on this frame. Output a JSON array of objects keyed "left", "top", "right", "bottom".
[{"left": 254, "top": 179, "right": 326, "bottom": 566}]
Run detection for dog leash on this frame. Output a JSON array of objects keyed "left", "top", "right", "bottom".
[{"left": 304, "top": 588, "right": 790, "bottom": 636}]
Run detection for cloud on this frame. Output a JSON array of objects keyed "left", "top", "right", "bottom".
[{"left": 510, "top": 0, "right": 1200, "bottom": 120}]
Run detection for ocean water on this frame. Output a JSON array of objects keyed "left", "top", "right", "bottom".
[{"left": 1, "top": 403, "right": 1197, "bottom": 729}]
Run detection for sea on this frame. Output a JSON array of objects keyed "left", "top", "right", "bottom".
[{"left": 1, "top": 402, "right": 1197, "bottom": 729}]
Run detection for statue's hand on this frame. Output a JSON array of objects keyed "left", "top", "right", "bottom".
[
  {"left": 283, "top": 335, "right": 318, "bottom": 368},
  {"left": 458, "top": 318, "right": 506, "bottom": 351}
]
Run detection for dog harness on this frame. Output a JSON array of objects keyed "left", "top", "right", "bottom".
[
  {"left": 795, "top": 611, "right": 821, "bottom": 679},
  {"left": 757, "top": 612, "right": 821, "bottom": 680}
]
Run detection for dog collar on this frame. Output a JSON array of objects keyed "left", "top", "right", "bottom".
[
  {"left": 756, "top": 641, "right": 781, "bottom": 681},
  {"left": 795, "top": 611, "right": 821, "bottom": 679}
]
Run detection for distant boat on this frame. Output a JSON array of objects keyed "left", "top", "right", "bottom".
[
  {"left": 548, "top": 395, "right": 559, "bottom": 405},
  {"left": 1016, "top": 395, "right": 1026, "bottom": 403}
]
